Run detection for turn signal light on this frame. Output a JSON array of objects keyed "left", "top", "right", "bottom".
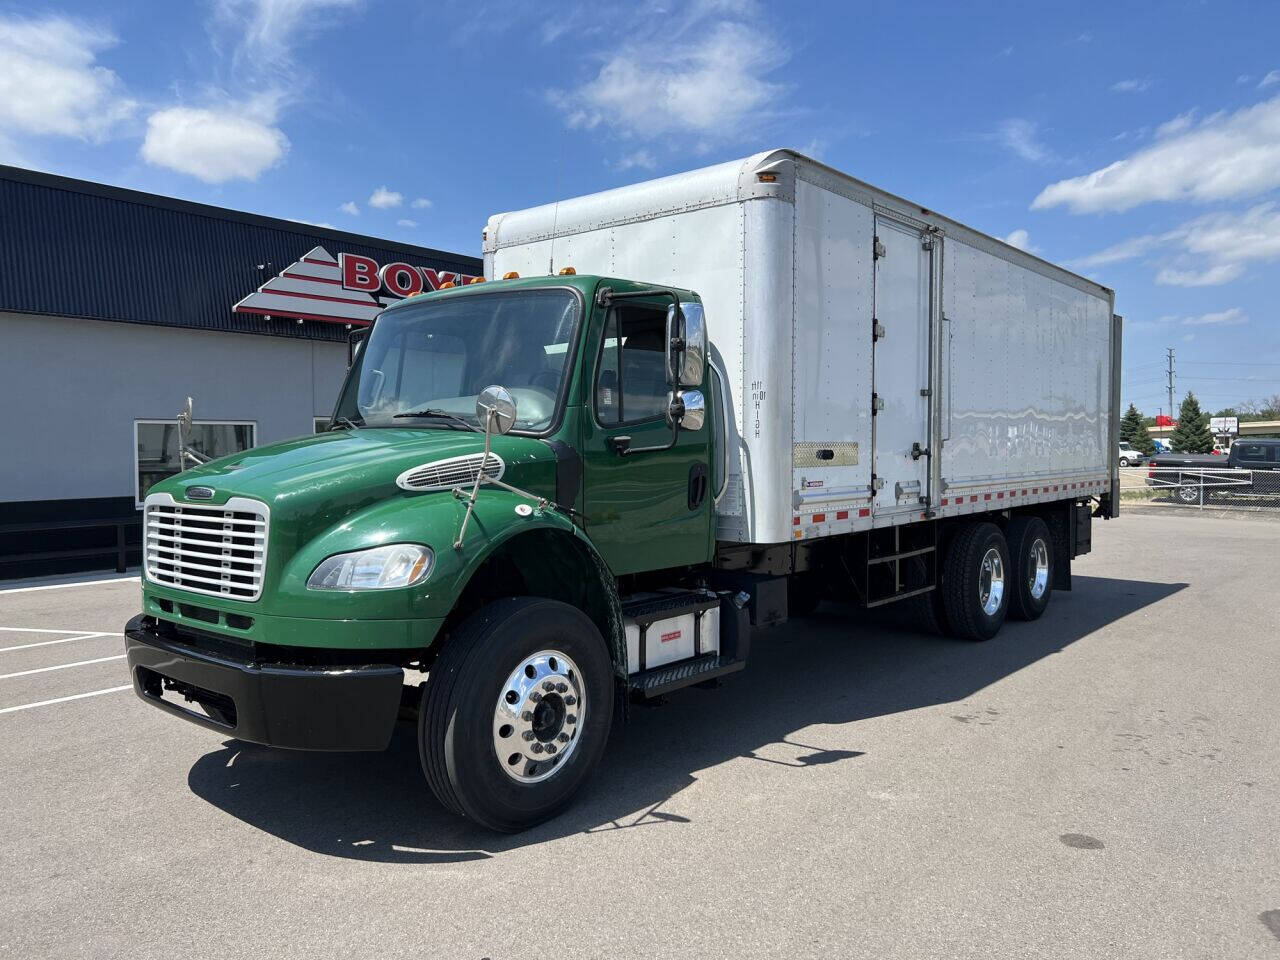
[
  {"left": 558, "top": 266, "right": 576, "bottom": 276},
  {"left": 503, "top": 271, "right": 520, "bottom": 280},
  {"left": 467, "top": 276, "right": 485, "bottom": 284},
  {"left": 439, "top": 281, "right": 455, "bottom": 289},
  {"left": 757, "top": 172, "right": 778, "bottom": 183}
]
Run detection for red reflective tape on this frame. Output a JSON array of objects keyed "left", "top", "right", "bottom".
[
  {"left": 836, "top": 510, "right": 849, "bottom": 520},
  {"left": 812, "top": 513, "right": 826, "bottom": 523},
  {"left": 984, "top": 493, "right": 992, "bottom": 501},
  {"left": 941, "top": 498, "right": 948, "bottom": 506},
  {"left": 793, "top": 516, "right": 800, "bottom": 525},
  {"left": 1021, "top": 489, "right": 1028, "bottom": 496},
  {"left": 858, "top": 508, "right": 871, "bottom": 517},
  {"left": 996, "top": 492, "right": 1004, "bottom": 499},
  {"left": 970, "top": 495, "right": 978, "bottom": 502}
]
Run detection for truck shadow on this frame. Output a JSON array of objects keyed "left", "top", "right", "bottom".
[{"left": 186, "top": 574, "right": 1184, "bottom": 863}]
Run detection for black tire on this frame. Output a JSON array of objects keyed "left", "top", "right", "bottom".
[
  {"left": 1006, "top": 515, "right": 1053, "bottom": 621},
  {"left": 940, "top": 522, "right": 1010, "bottom": 641},
  {"left": 1119, "top": 457, "right": 1130, "bottom": 468},
  {"left": 906, "top": 586, "right": 948, "bottom": 636},
  {"left": 787, "top": 574, "right": 823, "bottom": 618},
  {"left": 419, "top": 597, "right": 614, "bottom": 832}
]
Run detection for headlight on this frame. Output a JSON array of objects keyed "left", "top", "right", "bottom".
[{"left": 307, "top": 544, "right": 434, "bottom": 590}]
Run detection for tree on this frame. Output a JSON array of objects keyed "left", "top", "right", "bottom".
[
  {"left": 1120, "top": 403, "right": 1155, "bottom": 455},
  {"left": 1169, "top": 391, "right": 1214, "bottom": 453}
]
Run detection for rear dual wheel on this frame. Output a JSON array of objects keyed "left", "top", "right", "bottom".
[
  {"left": 937, "top": 516, "right": 1054, "bottom": 639},
  {"left": 419, "top": 597, "right": 614, "bottom": 832}
]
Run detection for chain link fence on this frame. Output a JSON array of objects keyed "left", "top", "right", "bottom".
[{"left": 1120, "top": 465, "right": 1280, "bottom": 509}]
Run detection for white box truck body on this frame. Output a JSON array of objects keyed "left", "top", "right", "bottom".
[{"left": 484, "top": 149, "right": 1120, "bottom": 548}]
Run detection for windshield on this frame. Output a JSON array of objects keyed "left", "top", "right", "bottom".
[{"left": 334, "top": 288, "right": 581, "bottom": 431}]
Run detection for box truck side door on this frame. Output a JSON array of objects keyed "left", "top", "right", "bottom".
[
  {"left": 581, "top": 299, "right": 714, "bottom": 575},
  {"left": 872, "top": 217, "right": 933, "bottom": 516}
]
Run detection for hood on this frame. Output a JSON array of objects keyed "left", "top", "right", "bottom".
[{"left": 152, "top": 427, "right": 559, "bottom": 550}]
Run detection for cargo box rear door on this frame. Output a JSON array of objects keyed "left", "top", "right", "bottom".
[{"left": 871, "top": 216, "right": 933, "bottom": 517}]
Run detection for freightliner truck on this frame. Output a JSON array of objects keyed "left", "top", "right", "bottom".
[{"left": 125, "top": 150, "right": 1122, "bottom": 831}]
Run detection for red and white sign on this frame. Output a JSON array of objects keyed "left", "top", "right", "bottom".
[{"left": 233, "top": 246, "right": 479, "bottom": 326}]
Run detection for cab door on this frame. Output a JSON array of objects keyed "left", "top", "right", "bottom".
[{"left": 580, "top": 299, "right": 713, "bottom": 575}]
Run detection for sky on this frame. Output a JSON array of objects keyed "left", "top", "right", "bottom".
[{"left": 2, "top": 0, "right": 1279, "bottom": 417}]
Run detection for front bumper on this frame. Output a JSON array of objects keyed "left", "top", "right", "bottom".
[{"left": 124, "top": 614, "right": 404, "bottom": 751}]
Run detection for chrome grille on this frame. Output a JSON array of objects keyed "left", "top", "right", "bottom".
[
  {"left": 145, "top": 495, "right": 268, "bottom": 601},
  {"left": 397, "top": 453, "right": 505, "bottom": 492}
]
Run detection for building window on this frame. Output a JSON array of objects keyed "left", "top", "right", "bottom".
[
  {"left": 314, "top": 417, "right": 330, "bottom": 433},
  {"left": 135, "top": 420, "right": 256, "bottom": 506}
]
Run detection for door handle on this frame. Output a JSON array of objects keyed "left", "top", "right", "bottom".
[{"left": 688, "top": 463, "right": 709, "bottom": 510}]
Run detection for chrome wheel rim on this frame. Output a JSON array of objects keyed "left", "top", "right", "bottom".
[
  {"left": 1177, "top": 485, "right": 1198, "bottom": 503},
  {"left": 978, "top": 546, "right": 1005, "bottom": 617},
  {"left": 1028, "top": 538, "right": 1050, "bottom": 600},
  {"left": 493, "top": 649, "right": 585, "bottom": 784}
]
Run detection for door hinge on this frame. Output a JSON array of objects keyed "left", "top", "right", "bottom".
[
  {"left": 871, "top": 392, "right": 884, "bottom": 414},
  {"left": 872, "top": 475, "right": 885, "bottom": 491},
  {"left": 873, "top": 236, "right": 886, "bottom": 260},
  {"left": 911, "top": 442, "right": 930, "bottom": 461},
  {"left": 872, "top": 318, "right": 885, "bottom": 341},
  {"left": 919, "top": 388, "right": 931, "bottom": 397},
  {"left": 921, "top": 235, "right": 935, "bottom": 251}
]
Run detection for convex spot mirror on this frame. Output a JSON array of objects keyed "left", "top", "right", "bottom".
[
  {"left": 476, "top": 385, "right": 517, "bottom": 435},
  {"left": 665, "top": 302, "right": 707, "bottom": 388},
  {"left": 677, "top": 389, "right": 705, "bottom": 431}
]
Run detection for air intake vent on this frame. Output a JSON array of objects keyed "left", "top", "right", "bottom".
[{"left": 397, "top": 453, "right": 505, "bottom": 492}]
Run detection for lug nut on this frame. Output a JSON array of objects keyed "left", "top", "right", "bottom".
[
  {"left": 564, "top": 695, "right": 577, "bottom": 706},
  {"left": 522, "top": 731, "right": 535, "bottom": 741},
  {"left": 557, "top": 733, "right": 570, "bottom": 743},
  {"left": 566, "top": 714, "right": 576, "bottom": 725},
  {"left": 529, "top": 692, "right": 542, "bottom": 703},
  {"left": 545, "top": 744, "right": 557, "bottom": 755},
  {"left": 522, "top": 711, "right": 533, "bottom": 721},
  {"left": 531, "top": 743, "right": 544, "bottom": 754},
  {"left": 556, "top": 683, "right": 568, "bottom": 693},
  {"left": 543, "top": 680, "right": 556, "bottom": 691}
]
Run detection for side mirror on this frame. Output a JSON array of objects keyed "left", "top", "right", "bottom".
[
  {"left": 665, "top": 302, "right": 707, "bottom": 388},
  {"left": 476, "top": 385, "right": 518, "bottom": 435},
  {"left": 678, "top": 389, "right": 705, "bottom": 431}
]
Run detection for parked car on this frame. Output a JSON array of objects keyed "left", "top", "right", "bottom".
[
  {"left": 1147, "top": 439, "right": 1280, "bottom": 503},
  {"left": 1118, "top": 441, "right": 1145, "bottom": 467}
]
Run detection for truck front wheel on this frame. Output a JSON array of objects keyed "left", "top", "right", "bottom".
[
  {"left": 419, "top": 597, "right": 615, "bottom": 832},
  {"left": 940, "top": 522, "right": 1010, "bottom": 641}
]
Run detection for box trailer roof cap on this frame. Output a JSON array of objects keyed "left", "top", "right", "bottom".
[{"left": 483, "top": 147, "right": 1112, "bottom": 299}]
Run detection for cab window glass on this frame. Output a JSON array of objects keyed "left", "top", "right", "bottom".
[{"left": 595, "top": 304, "right": 669, "bottom": 425}]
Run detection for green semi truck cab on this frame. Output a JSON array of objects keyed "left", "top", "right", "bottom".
[{"left": 126, "top": 274, "right": 740, "bottom": 831}]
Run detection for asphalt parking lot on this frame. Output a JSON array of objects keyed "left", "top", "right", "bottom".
[{"left": 1, "top": 509, "right": 1277, "bottom": 959}]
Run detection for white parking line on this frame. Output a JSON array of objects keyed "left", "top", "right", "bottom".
[
  {"left": 0, "top": 626, "right": 112, "bottom": 634},
  {"left": 0, "top": 655, "right": 127, "bottom": 681},
  {"left": 0, "top": 685, "right": 132, "bottom": 715},
  {"left": 0, "top": 633, "right": 109, "bottom": 653},
  {"left": 0, "top": 575, "right": 140, "bottom": 594}
]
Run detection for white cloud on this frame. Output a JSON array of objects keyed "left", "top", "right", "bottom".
[
  {"left": 1111, "top": 77, "right": 1152, "bottom": 93},
  {"left": 615, "top": 149, "right": 656, "bottom": 172},
  {"left": 213, "top": 0, "right": 362, "bottom": 84},
  {"left": 339, "top": 200, "right": 359, "bottom": 215},
  {"left": 0, "top": 14, "right": 136, "bottom": 142},
  {"left": 550, "top": 15, "right": 788, "bottom": 142},
  {"left": 1155, "top": 264, "right": 1245, "bottom": 287},
  {"left": 994, "top": 118, "right": 1051, "bottom": 162},
  {"left": 396, "top": 218, "right": 417, "bottom": 228},
  {"left": 1072, "top": 201, "right": 1280, "bottom": 286},
  {"left": 1003, "top": 229, "right": 1040, "bottom": 253},
  {"left": 1032, "top": 96, "right": 1280, "bottom": 213},
  {"left": 1181, "top": 308, "right": 1247, "bottom": 326},
  {"left": 410, "top": 197, "right": 432, "bottom": 209},
  {"left": 368, "top": 186, "right": 402, "bottom": 208},
  {"left": 141, "top": 95, "right": 287, "bottom": 183},
  {"left": 1260, "top": 69, "right": 1280, "bottom": 88}
]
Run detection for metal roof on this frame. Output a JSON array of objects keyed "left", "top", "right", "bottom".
[{"left": 0, "top": 165, "right": 482, "bottom": 342}]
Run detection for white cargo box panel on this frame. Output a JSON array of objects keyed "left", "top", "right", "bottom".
[{"left": 485, "top": 149, "right": 1119, "bottom": 547}]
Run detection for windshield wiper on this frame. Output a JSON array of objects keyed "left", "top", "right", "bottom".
[
  {"left": 328, "top": 415, "right": 364, "bottom": 431},
  {"left": 392, "top": 409, "right": 482, "bottom": 432}
]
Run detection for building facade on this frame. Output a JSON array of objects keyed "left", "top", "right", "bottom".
[{"left": 0, "top": 165, "right": 481, "bottom": 579}]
